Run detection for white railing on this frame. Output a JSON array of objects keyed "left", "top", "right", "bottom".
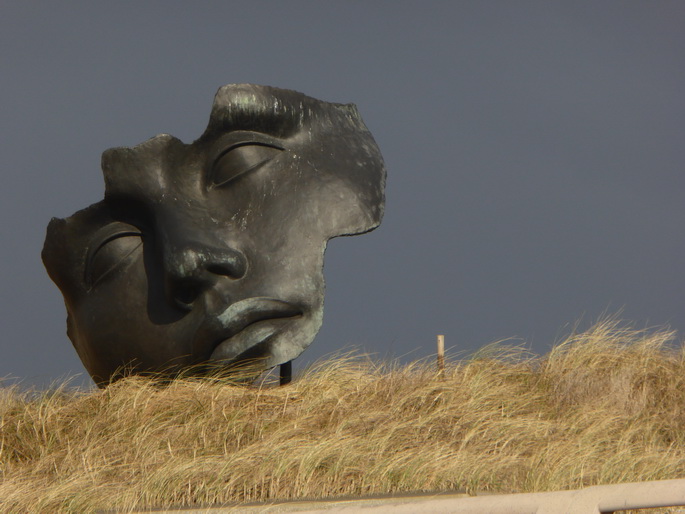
[{"left": 276, "top": 478, "right": 685, "bottom": 514}]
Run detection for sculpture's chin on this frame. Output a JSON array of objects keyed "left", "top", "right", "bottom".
[{"left": 267, "top": 309, "right": 324, "bottom": 368}]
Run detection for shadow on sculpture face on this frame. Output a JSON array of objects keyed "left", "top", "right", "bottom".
[{"left": 42, "top": 84, "right": 386, "bottom": 387}]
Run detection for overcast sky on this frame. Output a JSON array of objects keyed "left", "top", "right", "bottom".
[{"left": 2, "top": 2, "right": 684, "bottom": 388}]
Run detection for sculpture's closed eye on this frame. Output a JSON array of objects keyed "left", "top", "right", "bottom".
[
  {"left": 210, "top": 142, "right": 283, "bottom": 188},
  {"left": 85, "top": 222, "right": 142, "bottom": 288}
]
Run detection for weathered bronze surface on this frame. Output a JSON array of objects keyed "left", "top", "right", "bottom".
[{"left": 43, "top": 84, "right": 386, "bottom": 386}]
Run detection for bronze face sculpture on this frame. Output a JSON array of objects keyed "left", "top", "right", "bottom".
[{"left": 42, "top": 84, "right": 386, "bottom": 386}]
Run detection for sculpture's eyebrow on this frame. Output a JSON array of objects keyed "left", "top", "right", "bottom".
[{"left": 199, "top": 84, "right": 315, "bottom": 140}]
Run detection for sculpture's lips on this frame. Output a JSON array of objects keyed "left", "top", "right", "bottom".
[{"left": 206, "top": 297, "right": 302, "bottom": 363}]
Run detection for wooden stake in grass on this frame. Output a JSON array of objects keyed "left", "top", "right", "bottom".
[{"left": 437, "top": 334, "right": 445, "bottom": 377}]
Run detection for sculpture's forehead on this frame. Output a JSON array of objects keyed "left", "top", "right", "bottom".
[
  {"left": 101, "top": 84, "right": 365, "bottom": 197},
  {"left": 201, "top": 83, "right": 320, "bottom": 139}
]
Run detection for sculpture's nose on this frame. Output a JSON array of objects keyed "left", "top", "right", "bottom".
[{"left": 163, "top": 240, "right": 247, "bottom": 311}]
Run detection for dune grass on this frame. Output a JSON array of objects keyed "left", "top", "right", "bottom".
[{"left": 1, "top": 319, "right": 684, "bottom": 512}]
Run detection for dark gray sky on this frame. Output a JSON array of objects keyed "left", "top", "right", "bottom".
[{"left": 2, "top": 2, "right": 684, "bottom": 388}]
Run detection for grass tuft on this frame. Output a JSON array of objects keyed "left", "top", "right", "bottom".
[{"left": 1, "top": 319, "right": 684, "bottom": 512}]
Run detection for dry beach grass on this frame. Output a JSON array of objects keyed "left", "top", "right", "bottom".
[{"left": 1, "top": 319, "right": 684, "bottom": 512}]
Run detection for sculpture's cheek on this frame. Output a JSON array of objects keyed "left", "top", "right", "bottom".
[{"left": 70, "top": 251, "right": 200, "bottom": 382}]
